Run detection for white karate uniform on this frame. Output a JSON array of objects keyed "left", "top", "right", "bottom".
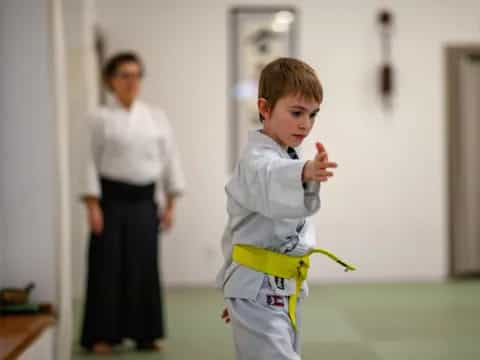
[
  {"left": 83, "top": 98, "right": 186, "bottom": 208},
  {"left": 217, "top": 130, "right": 321, "bottom": 360}
]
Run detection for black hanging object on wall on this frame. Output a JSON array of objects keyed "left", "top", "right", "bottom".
[
  {"left": 95, "top": 26, "right": 107, "bottom": 105},
  {"left": 378, "top": 10, "right": 394, "bottom": 108},
  {"left": 381, "top": 63, "right": 392, "bottom": 94}
]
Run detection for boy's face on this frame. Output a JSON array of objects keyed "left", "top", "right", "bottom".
[{"left": 259, "top": 93, "right": 320, "bottom": 148}]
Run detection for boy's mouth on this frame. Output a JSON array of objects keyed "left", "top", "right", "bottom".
[{"left": 293, "top": 134, "right": 306, "bottom": 141}]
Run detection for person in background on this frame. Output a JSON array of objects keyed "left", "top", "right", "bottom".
[{"left": 80, "top": 52, "right": 185, "bottom": 354}]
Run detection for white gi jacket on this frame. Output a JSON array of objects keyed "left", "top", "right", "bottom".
[
  {"left": 217, "top": 130, "right": 321, "bottom": 300},
  {"left": 82, "top": 98, "right": 186, "bottom": 208}
]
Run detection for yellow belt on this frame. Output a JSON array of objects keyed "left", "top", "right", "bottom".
[{"left": 232, "top": 244, "right": 356, "bottom": 330}]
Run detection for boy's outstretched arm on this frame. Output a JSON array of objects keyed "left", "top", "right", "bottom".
[{"left": 228, "top": 142, "right": 338, "bottom": 220}]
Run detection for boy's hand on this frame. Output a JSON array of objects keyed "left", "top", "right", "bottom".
[
  {"left": 221, "top": 307, "right": 230, "bottom": 324},
  {"left": 302, "top": 142, "right": 338, "bottom": 182}
]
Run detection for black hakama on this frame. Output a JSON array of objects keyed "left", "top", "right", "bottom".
[{"left": 80, "top": 178, "right": 165, "bottom": 349}]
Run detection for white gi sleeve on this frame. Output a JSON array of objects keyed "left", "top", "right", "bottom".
[
  {"left": 228, "top": 151, "right": 320, "bottom": 220},
  {"left": 159, "top": 111, "right": 186, "bottom": 198},
  {"left": 81, "top": 113, "right": 103, "bottom": 199}
]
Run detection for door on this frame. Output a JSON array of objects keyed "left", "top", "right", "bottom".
[{"left": 447, "top": 46, "right": 480, "bottom": 276}]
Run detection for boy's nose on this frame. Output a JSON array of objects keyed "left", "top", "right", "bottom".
[{"left": 299, "top": 117, "right": 312, "bottom": 131}]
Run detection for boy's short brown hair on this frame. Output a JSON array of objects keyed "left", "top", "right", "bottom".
[{"left": 258, "top": 57, "right": 323, "bottom": 121}]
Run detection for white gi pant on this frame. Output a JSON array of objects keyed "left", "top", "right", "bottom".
[{"left": 226, "top": 278, "right": 303, "bottom": 360}]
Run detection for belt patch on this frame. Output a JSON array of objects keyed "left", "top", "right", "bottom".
[
  {"left": 274, "top": 276, "right": 286, "bottom": 290},
  {"left": 266, "top": 295, "right": 285, "bottom": 307}
]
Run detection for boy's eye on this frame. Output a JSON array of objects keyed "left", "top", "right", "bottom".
[
  {"left": 291, "top": 111, "right": 302, "bottom": 117},
  {"left": 310, "top": 112, "right": 318, "bottom": 119}
]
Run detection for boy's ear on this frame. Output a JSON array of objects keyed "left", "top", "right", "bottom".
[{"left": 258, "top": 98, "right": 271, "bottom": 121}]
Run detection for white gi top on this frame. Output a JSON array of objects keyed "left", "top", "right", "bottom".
[
  {"left": 83, "top": 98, "right": 186, "bottom": 207},
  {"left": 217, "top": 130, "right": 321, "bottom": 300}
]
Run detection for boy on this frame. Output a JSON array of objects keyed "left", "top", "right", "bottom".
[{"left": 217, "top": 58, "right": 355, "bottom": 360}]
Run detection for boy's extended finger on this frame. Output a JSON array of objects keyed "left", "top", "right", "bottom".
[
  {"left": 316, "top": 171, "right": 334, "bottom": 177},
  {"left": 316, "top": 161, "right": 338, "bottom": 169},
  {"left": 315, "top": 151, "right": 328, "bottom": 162},
  {"left": 316, "top": 143, "right": 329, "bottom": 161},
  {"left": 316, "top": 142, "right": 326, "bottom": 154},
  {"left": 324, "top": 161, "right": 338, "bottom": 168}
]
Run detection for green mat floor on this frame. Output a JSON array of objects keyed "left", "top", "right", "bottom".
[{"left": 72, "top": 281, "right": 480, "bottom": 359}]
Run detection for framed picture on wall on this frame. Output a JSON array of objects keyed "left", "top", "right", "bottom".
[{"left": 229, "top": 6, "right": 298, "bottom": 169}]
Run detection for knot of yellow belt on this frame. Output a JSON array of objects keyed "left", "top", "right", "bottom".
[
  {"left": 232, "top": 244, "right": 356, "bottom": 330},
  {"left": 297, "top": 259, "right": 309, "bottom": 282}
]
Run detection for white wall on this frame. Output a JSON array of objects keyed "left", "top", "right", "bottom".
[
  {"left": 79, "top": 0, "right": 480, "bottom": 286},
  {"left": 0, "top": 0, "right": 58, "bottom": 302}
]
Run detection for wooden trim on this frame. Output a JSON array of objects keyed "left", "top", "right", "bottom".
[{"left": 0, "top": 314, "right": 55, "bottom": 360}]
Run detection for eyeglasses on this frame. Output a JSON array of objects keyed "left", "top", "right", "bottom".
[{"left": 114, "top": 72, "right": 143, "bottom": 80}]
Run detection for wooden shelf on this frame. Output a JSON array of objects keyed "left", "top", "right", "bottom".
[{"left": 0, "top": 313, "right": 55, "bottom": 360}]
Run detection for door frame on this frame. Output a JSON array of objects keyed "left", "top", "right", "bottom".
[
  {"left": 48, "top": 0, "right": 73, "bottom": 358},
  {"left": 446, "top": 44, "right": 480, "bottom": 277}
]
